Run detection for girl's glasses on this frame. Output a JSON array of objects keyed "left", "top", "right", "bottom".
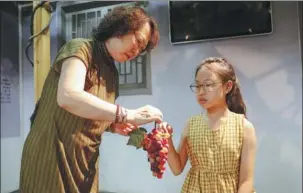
[{"left": 190, "top": 82, "right": 221, "bottom": 93}]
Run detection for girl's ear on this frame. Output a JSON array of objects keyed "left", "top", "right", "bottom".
[{"left": 225, "top": 80, "right": 233, "bottom": 94}]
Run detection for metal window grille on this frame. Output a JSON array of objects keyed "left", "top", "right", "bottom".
[{"left": 65, "top": 2, "right": 150, "bottom": 93}]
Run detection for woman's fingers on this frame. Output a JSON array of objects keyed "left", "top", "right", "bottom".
[
  {"left": 126, "top": 123, "right": 137, "bottom": 129},
  {"left": 116, "top": 127, "right": 132, "bottom": 136},
  {"left": 123, "top": 128, "right": 132, "bottom": 134}
]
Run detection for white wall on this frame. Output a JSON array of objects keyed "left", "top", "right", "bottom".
[
  {"left": 0, "top": 1, "right": 301, "bottom": 193},
  {"left": 100, "top": 1, "right": 302, "bottom": 193},
  {"left": 1, "top": 8, "right": 22, "bottom": 193}
]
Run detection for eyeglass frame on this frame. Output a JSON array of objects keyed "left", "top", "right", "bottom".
[{"left": 189, "top": 81, "right": 222, "bottom": 93}]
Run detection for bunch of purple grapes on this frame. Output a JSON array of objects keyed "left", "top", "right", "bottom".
[{"left": 142, "top": 128, "right": 170, "bottom": 179}]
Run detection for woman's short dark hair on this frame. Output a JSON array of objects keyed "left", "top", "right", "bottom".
[{"left": 92, "top": 6, "right": 159, "bottom": 52}]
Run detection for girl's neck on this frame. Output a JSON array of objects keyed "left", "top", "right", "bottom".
[{"left": 205, "top": 105, "right": 231, "bottom": 120}]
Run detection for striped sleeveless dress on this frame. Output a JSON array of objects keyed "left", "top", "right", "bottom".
[
  {"left": 181, "top": 112, "right": 246, "bottom": 193},
  {"left": 19, "top": 38, "right": 117, "bottom": 193}
]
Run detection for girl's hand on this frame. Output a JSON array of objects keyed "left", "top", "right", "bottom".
[
  {"left": 110, "top": 122, "right": 138, "bottom": 136},
  {"left": 158, "top": 122, "right": 173, "bottom": 135}
]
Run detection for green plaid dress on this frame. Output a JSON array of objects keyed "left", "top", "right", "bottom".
[
  {"left": 182, "top": 112, "right": 246, "bottom": 193},
  {"left": 19, "top": 38, "right": 117, "bottom": 193}
]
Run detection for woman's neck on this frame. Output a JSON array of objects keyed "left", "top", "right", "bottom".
[{"left": 105, "top": 39, "right": 115, "bottom": 59}]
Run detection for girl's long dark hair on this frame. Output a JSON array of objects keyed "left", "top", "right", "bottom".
[{"left": 195, "top": 57, "right": 247, "bottom": 117}]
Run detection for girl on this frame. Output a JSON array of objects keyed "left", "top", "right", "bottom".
[{"left": 162, "top": 57, "right": 257, "bottom": 193}]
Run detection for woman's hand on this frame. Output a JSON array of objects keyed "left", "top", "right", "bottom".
[
  {"left": 110, "top": 122, "right": 138, "bottom": 136},
  {"left": 127, "top": 105, "right": 163, "bottom": 126}
]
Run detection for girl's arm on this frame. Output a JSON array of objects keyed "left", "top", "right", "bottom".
[
  {"left": 237, "top": 118, "right": 257, "bottom": 193},
  {"left": 167, "top": 121, "right": 189, "bottom": 176}
]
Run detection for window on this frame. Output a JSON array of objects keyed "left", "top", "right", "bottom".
[{"left": 62, "top": 2, "right": 152, "bottom": 96}]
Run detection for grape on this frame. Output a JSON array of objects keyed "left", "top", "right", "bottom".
[
  {"left": 160, "top": 165, "right": 166, "bottom": 171},
  {"left": 153, "top": 141, "right": 163, "bottom": 151},
  {"left": 157, "top": 173, "right": 163, "bottom": 179},
  {"left": 150, "top": 153, "right": 157, "bottom": 159},
  {"left": 151, "top": 166, "right": 160, "bottom": 173},
  {"left": 151, "top": 140, "right": 159, "bottom": 147},
  {"left": 149, "top": 131, "right": 153, "bottom": 136},
  {"left": 149, "top": 145, "right": 158, "bottom": 153},
  {"left": 152, "top": 129, "right": 159, "bottom": 134},
  {"left": 155, "top": 156, "right": 162, "bottom": 162},
  {"left": 162, "top": 147, "right": 168, "bottom": 152},
  {"left": 150, "top": 161, "right": 156, "bottom": 167},
  {"left": 159, "top": 150, "right": 167, "bottom": 157},
  {"left": 151, "top": 165, "right": 158, "bottom": 171},
  {"left": 162, "top": 139, "right": 168, "bottom": 145},
  {"left": 142, "top": 124, "right": 172, "bottom": 179}
]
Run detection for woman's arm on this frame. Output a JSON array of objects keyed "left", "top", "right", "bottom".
[
  {"left": 57, "top": 57, "right": 119, "bottom": 121},
  {"left": 167, "top": 121, "right": 189, "bottom": 176},
  {"left": 237, "top": 118, "right": 257, "bottom": 193},
  {"left": 57, "top": 57, "right": 163, "bottom": 126}
]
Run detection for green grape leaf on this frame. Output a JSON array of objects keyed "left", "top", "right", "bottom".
[{"left": 127, "top": 127, "right": 148, "bottom": 149}]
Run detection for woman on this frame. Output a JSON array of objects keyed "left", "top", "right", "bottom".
[
  {"left": 161, "top": 57, "right": 257, "bottom": 193},
  {"left": 20, "top": 6, "right": 162, "bottom": 193}
]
